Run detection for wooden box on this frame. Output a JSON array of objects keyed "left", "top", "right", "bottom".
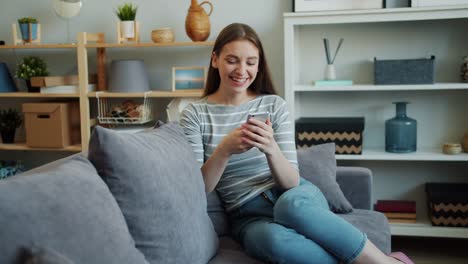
[
  {"left": 426, "top": 183, "right": 468, "bottom": 227},
  {"left": 295, "top": 117, "right": 365, "bottom": 154}
]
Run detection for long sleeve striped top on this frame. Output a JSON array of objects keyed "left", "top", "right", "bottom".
[{"left": 179, "top": 94, "right": 298, "bottom": 211}]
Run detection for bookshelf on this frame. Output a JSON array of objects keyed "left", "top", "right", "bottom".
[{"left": 284, "top": 5, "right": 468, "bottom": 238}]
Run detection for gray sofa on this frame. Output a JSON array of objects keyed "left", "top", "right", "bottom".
[
  {"left": 208, "top": 167, "right": 391, "bottom": 263},
  {"left": 0, "top": 123, "right": 390, "bottom": 264}
]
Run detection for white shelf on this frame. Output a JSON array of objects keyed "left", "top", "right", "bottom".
[
  {"left": 284, "top": 5, "right": 468, "bottom": 24},
  {"left": 295, "top": 83, "right": 468, "bottom": 92},
  {"left": 336, "top": 148, "right": 468, "bottom": 161},
  {"left": 391, "top": 219, "right": 468, "bottom": 238}
]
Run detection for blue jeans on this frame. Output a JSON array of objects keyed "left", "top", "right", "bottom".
[{"left": 228, "top": 178, "right": 367, "bottom": 264}]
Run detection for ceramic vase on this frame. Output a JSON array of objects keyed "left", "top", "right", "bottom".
[
  {"left": 185, "top": 0, "right": 213, "bottom": 42},
  {"left": 385, "top": 101, "right": 417, "bottom": 153}
]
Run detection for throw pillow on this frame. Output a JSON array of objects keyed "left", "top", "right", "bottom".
[
  {"left": 297, "top": 143, "right": 353, "bottom": 213},
  {"left": 88, "top": 123, "right": 218, "bottom": 264},
  {"left": 0, "top": 155, "right": 148, "bottom": 264}
]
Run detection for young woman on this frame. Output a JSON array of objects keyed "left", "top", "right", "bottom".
[{"left": 180, "top": 23, "right": 413, "bottom": 264}]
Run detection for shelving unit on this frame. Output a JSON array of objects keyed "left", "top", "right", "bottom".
[
  {"left": 0, "top": 35, "right": 211, "bottom": 157},
  {"left": 284, "top": 5, "right": 468, "bottom": 238}
]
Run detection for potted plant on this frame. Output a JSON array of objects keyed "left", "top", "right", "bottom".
[
  {"left": 17, "top": 17, "right": 39, "bottom": 43},
  {"left": 15, "top": 56, "right": 49, "bottom": 92},
  {"left": 116, "top": 3, "right": 138, "bottom": 39},
  {"left": 0, "top": 108, "right": 22, "bottom": 144}
]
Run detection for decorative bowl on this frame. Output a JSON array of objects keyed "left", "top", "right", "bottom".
[{"left": 151, "top": 28, "right": 175, "bottom": 43}]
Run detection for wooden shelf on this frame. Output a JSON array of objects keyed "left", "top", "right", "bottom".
[
  {"left": 391, "top": 219, "right": 468, "bottom": 238},
  {"left": 88, "top": 90, "right": 203, "bottom": 98},
  {"left": 336, "top": 148, "right": 468, "bottom": 161},
  {"left": 0, "top": 92, "right": 79, "bottom": 98},
  {"left": 0, "top": 43, "right": 77, "bottom": 49},
  {"left": 295, "top": 83, "right": 468, "bottom": 92},
  {"left": 85, "top": 41, "right": 214, "bottom": 48},
  {"left": 0, "top": 143, "right": 81, "bottom": 152}
]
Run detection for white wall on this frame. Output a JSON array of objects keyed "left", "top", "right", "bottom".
[
  {"left": 0, "top": 0, "right": 291, "bottom": 96},
  {"left": 0, "top": 0, "right": 292, "bottom": 168}
]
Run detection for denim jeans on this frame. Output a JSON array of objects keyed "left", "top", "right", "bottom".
[{"left": 228, "top": 178, "right": 367, "bottom": 264}]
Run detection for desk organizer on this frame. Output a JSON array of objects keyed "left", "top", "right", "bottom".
[
  {"left": 295, "top": 117, "right": 365, "bottom": 154},
  {"left": 426, "top": 183, "right": 468, "bottom": 227},
  {"left": 374, "top": 55, "right": 435, "bottom": 84}
]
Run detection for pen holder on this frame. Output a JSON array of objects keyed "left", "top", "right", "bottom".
[{"left": 325, "top": 64, "right": 336, "bottom": 80}]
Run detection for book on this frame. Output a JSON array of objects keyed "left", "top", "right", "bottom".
[
  {"left": 383, "top": 212, "right": 417, "bottom": 220},
  {"left": 40, "top": 84, "right": 96, "bottom": 94},
  {"left": 31, "top": 74, "right": 97, "bottom": 87},
  {"left": 387, "top": 218, "right": 417, "bottom": 224},
  {"left": 314, "top": 80, "right": 353, "bottom": 86},
  {"left": 374, "top": 200, "right": 416, "bottom": 213}
]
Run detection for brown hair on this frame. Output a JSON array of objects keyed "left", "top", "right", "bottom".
[{"left": 203, "top": 23, "right": 277, "bottom": 97}]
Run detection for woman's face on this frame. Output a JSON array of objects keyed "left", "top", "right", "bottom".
[{"left": 212, "top": 39, "right": 259, "bottom": 95}]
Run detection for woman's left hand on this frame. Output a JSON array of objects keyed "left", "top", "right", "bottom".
[{"left": 241, "top": 118, "right": 280, "bottom": 156}]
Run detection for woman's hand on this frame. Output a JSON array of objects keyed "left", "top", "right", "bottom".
[
  {"left": 241, "top": 118, "right": 280, "bottom": 156},
  {"left": 218, "top": 127, "right": 254, "bottom": 156}
]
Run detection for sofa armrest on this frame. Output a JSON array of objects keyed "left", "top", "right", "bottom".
[{"left": 336, "top": 166, "right": 372, "bottom": 210}]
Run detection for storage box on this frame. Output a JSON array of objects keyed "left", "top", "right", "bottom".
[
  {"left": 426, "top": 183, "right": 468, "bottom": 227},
  {"left": 295, "top": 117, "right": 365, "bottom": 154},
  {"left": 374, "top": 56, "right": 435, "bottom": 85},
  {"left": 22, "top": 102, "right": 80, "bottom": 148},
  {"left": 293, "top": 0, "right": 382, "bottom": 12}
]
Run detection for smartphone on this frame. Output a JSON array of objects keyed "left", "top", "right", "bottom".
[{"left": 246, "top": 112, "right": 270, "bottom": 123}]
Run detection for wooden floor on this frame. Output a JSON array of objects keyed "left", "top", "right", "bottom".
[{"left": 391, "top": 236, "right": 468, "bottom": 264}]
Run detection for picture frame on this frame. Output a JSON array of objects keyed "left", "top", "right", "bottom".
[{"left": 172, "top": 66, "right": 207, "bottom": 92}]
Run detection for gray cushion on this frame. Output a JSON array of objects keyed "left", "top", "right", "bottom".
[
  {"left": 208, "top": 237, "right": 262, "bottom": 264},
  {"left": 0, "top": 155, "right": 148, "bottom": 264},
  {"left": 297, "top": 143, "right": 353, "bottom": 213},
  {"left": 339, "top": 209, "right": 391, "bottom": 254},
  {"left": 207, "top": 191, "right": 230, "bottom": 236},
  {"left": 88, "top": 123, "right": 218, "bottom": 264}
]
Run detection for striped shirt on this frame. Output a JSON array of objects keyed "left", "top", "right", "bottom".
[{"left": 180, "top": 94, "right": 298, "bottom": 211}]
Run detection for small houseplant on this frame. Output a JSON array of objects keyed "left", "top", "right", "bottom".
[
  {"left": 15, "top": 56, "right": 49, "bottom": 92},
  {"left": 0, "top": 108, "right": 22, "bottom": 144},
  {"left": 17, "top": 17, "right": 39, "bottom": 43},
  {"left": 116, "top": 3, "right": 138, "bottom": 40}
]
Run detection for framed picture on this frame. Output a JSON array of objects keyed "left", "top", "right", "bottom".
[{"left": 172, "top": 66, "right": 207, "bottom": 92}]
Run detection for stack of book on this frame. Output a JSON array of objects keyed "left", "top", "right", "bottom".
[{"left": 375, "top": 200, "right": 417, "bottom": 224}]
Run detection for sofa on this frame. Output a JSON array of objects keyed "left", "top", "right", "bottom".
[{"left": 0, "top": 122, "right": 390, "bottom": 264}]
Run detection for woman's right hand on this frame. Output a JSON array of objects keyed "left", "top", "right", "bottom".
[{"left": 218, "top": 127, "right": 253, "bottom": 156}]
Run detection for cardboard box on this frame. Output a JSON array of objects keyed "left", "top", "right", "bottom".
[{"left": 22, "top": 102, "right": 80, "bottom": 148}]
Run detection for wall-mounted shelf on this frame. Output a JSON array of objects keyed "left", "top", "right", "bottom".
[
  {"left": 0, "top": 143, "right": 81, "bottom": 152},
  {"left": 0, "top": 92, "right": 80, "bottom": 98},
  {"left": 87, "top": 90, "right": 203, "bottom": 98}
]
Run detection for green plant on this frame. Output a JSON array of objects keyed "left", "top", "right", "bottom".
[
  {"left": 0, "top": 108, "right": 22, "bottom": 131},
  {"left": 116, "top": 3, "right": 138, "bottom": 21},
  {"left": 18, "top": 17, "right": 38, "bottom": 24},
  {"left": 15, "top": 56, "right": 49, "bottom": 80}
]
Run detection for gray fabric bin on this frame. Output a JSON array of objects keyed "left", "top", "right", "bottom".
[{"left": 374, "top": 56, "right": 435, "bottom": 84}]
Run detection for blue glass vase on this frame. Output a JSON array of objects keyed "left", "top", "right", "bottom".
[{"left": 385, "top": 102, "right": 417, "bottom": 153}]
